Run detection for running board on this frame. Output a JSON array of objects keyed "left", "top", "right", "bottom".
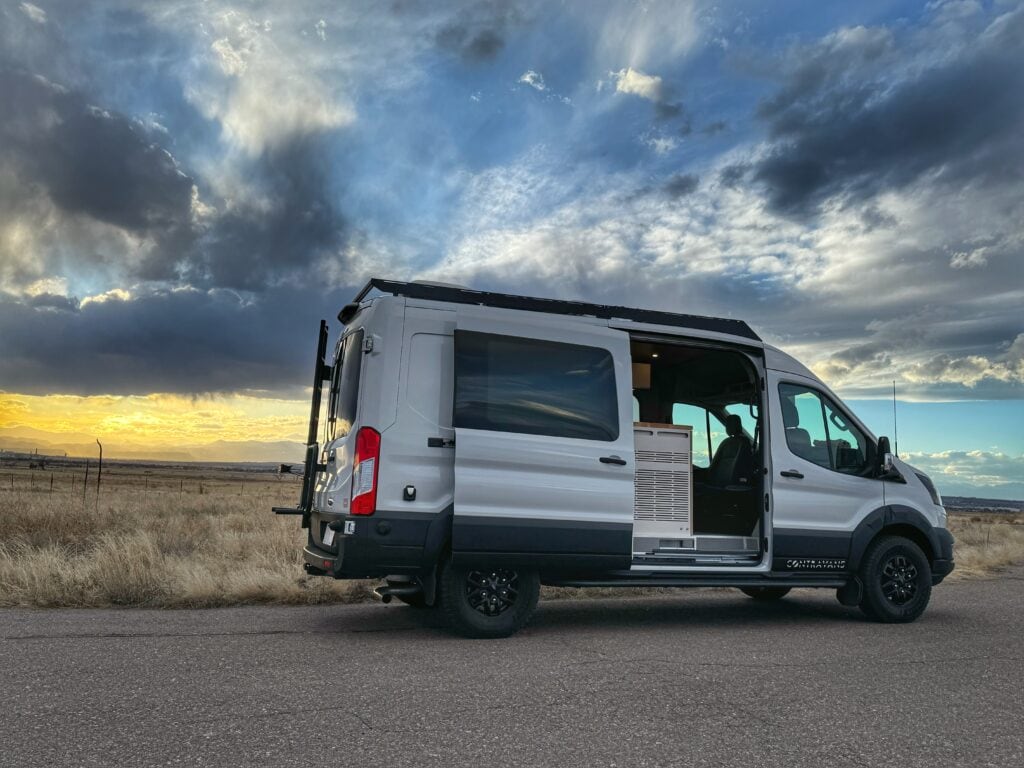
[{"left": 544, "top": 575, "right": 847, "bottom": 589}]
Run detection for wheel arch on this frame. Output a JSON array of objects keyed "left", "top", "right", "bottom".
[{"left": 849, "top": 504, "right": 940, "bottom": 572}]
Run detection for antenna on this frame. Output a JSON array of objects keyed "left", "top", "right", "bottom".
[{"left": 892, "top": 380, "right": 899, "bottom": 458}]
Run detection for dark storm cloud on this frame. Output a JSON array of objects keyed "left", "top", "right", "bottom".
[
  {"left": 432, "top": 1, "right": 523, "bottom": 62},
  {"left": 0, "top": 286, "right": 355, "bottom": 396},
  {"left": 663, "top": 173, "right": 699, "bottom": 198},
  {"left": 0, "top": 68, "right": 194, "bottom": 269},
  {"left": 185, "top": 139, "right": 348, "bottom": 291},
  {"left": 752, "top": 8, "right": 1024, "bottom": 217},
  {"left": 717, "top": 163, "right": 749, "bottom": 188},
  {"left": 0, "top": 68, "right": 348, "bottom": 291}
]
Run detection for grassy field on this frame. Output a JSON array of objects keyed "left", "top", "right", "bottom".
[{"left": 0, "top": 464, "right": 1021, "bottom": 608}]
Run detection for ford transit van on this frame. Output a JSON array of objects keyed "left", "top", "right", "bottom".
[{"left": 274, "top": 278, "right": 954, "bottom": 637}]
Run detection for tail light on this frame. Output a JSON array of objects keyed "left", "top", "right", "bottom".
[{"left": 350, "top": 427, "right": 380, "bottom": 515}]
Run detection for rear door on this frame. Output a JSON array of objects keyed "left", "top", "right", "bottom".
[{"left": 451, "top": 314, "right": 635, "bottom": 571}]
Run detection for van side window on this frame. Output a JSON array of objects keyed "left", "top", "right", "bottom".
[
  {"left": 778, "top": 383, "right": 870, "bottom": 475},
  {"left": 454, "top": 331, "right": 619, "bottom": 441},
  {"left": 331, "top": 329, "right": 364, "bottom": 438}
]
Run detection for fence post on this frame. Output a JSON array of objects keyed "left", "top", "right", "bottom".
[
  {"left": 83, "top": 460, "right": 89, "bottom": 503},
  {"left": 50, "top": 473, "right": 54, "bottom": 494},
  {"left": 95, "top": 439, "right": 103, "bottom": 507}
]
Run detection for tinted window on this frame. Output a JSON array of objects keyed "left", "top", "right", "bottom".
[
  {"left": 454, "top": 331, "right": 619, "bottom": 441},
  {"left": 672, "top": 403, "right": 715, "bottom": 468},
  {"left": 331, "top": 329, "right": 364, "bottom": 438},
  {"left": 778, "top": 383, "right": 871, "bottom": 475}
]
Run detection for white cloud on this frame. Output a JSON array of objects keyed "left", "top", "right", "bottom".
[
  {"left": 903, "top": 450, "right": 1024, "bottom": 498},
  {"left": 518, "top": 70, "right": 546, "bottom": 91},
  {"left": 611, "top": 67, "right": 663, "bottom": 101},
  {"left": 19, "top": 2, "right": 46, "bottom": 24},
  {"left": 180, "top": 10, "right": 355, "bottom": 155},
  {"left": 950, "top": 245, "right": 989, "bottom": 269},
  {"left": 24, "top": 277, "right": 68, "bottom": 297},
  {"left": 642, "top": 133, "right": 678, "bottom": 154},
  {"left": 315, "top": 19, "right": 327, "bottom": 42},
  {"left": 80, "top": 288, "right": 133, "bottom": 308}
]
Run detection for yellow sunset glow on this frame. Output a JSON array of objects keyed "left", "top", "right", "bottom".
[{"left": 0, "top": 392, "right": 309, "bottom": 462}]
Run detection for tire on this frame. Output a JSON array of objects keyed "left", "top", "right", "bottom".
[
  {"left": 739, "top": 587, "right": 792, "bottom": 601},
  {"left": 858, "top": 535, "right": 932, "bottom": 623},
  {"left": 439, "top": 562, "right": 540, "bottom": 639}
]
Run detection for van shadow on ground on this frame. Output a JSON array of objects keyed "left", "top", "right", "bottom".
[{"left": 304, "top": 589, "right": 958, "bottom": 638}]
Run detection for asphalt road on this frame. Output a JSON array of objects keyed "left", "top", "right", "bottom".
[{"left": 2, "top": 572, "right": 1022, "bottom": 768}]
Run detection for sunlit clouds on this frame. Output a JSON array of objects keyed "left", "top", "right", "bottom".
[{"left": 0, "top": 0, "right": 1021, "bottom": 492}]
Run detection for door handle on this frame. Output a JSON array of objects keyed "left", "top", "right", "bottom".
[
  {"left": 600, "top": 455, "right": 627, "bottom": 466},
  {"left": 780, "top": 470, "right": 804, "bottom": 479}
]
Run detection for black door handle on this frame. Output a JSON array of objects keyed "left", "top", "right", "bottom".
[
  {"left": 780, "top": 470, "right": 804, "bottom": 479},
  {"left": 600, "top": 456, "right": 627, "bottom": 466}
]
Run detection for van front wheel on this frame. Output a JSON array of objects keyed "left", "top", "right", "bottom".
[
  {"left": 439, "top": 563, "right": 540, "bottom": 638},
  {"left": 858, "top": 535, "right": 932, "bottom": 623}
]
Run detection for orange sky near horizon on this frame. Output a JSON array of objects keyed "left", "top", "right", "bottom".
[{"left": 0, "top": 392, "right": 309, "bottom": 462}]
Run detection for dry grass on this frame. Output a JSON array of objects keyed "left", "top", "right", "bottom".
[
  {"left": 0, "top": 466, "right": 374, "bottom": 608},
  {"left": 946, "top": 512, "right": 1024, "bottom": 580},
  {"left": 0, "top": 466, "right": 1021, "bottom": 608}
]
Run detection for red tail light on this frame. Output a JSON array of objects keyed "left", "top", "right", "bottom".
[{"left": 350, "top": 427, "right": 380, "bottom": 515}]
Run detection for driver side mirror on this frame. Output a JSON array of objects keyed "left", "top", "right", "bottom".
[{"left": 876, "top": 436, "right": 900, "bottom": 479}]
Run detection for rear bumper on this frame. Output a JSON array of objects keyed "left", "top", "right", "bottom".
[{"left": 303, "top": 509, "right": 445, "bottom": 579}]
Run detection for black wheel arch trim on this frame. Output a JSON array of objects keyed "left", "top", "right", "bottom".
[{"left": 848, "top": 504, "right": 952, "bottom": 572}]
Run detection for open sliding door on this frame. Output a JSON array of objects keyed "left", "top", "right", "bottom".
[{"left": 451, "top": 314, "right": 635, "bottom": 572}]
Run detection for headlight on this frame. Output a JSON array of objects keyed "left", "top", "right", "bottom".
[{"left": 915, "top": 472, "right": 943, "bottom": 507}]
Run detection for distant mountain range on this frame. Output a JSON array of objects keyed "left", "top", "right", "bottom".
[
  {"left": 944, "top": 496, "right": 1024, "bottom": 512},
  {"left": 0, "top": 430, "right": 304, "bottom": 464}
]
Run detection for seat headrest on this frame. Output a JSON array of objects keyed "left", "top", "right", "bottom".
[
  {"left": 725, "top": 414, "right": 743, "bottom": 437},
  {"left": 781, "top": 397, "right": 799, "bottom": 426}
]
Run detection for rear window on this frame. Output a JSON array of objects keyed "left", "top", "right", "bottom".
[
  {"left": 331, "top": 329, "right": 364, "bottom": 438},
  {"left": 454, "top": 331, "right": 619, "bottom": 441}
]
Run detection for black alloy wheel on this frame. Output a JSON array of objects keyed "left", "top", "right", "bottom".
[
  {"left": 880, "top": 554, "right": 919, "bottom": 606},
  {"left": 440, "top": 562, "right": 540, "bottom": 638},
  {"left": 858, "top": 535, "right": 932, "bottom": 623},
  {"left": 466, "top": 569, "right": 519, "bottom": 616}
]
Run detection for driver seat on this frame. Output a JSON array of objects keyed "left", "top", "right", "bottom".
[{"left": 706, "top": 414, "right": 754, "bottom": 488}]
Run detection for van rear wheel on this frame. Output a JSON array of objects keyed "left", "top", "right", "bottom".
[
  {"left": 439, "top": 563, "right": 540, "bottom": 638},
  {"left": 739, "top": 587, "right": 791, "bottom": 601},
  {"left": 858, "top": 535, "right": 932, "bottom": 623}
]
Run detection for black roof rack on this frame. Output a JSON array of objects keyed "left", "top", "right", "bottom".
[{"left": 347, "top": 278, "right": 760, "bottom": 341}]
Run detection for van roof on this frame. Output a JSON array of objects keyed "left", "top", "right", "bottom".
[{"left": 348, "top": 277, "right": 761, "bottom": 341}]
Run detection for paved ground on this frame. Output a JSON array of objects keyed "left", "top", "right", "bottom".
[{"left": 2, "top": 572, "right": 1023, "bottom": 768}]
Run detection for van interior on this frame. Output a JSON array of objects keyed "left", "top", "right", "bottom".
[{"left": 630, "top": 339, "right": 764, "bottom": 565}]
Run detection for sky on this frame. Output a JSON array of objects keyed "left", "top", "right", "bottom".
[{"left": 0, "top": 0, "right": 1022, "bottom": 499}]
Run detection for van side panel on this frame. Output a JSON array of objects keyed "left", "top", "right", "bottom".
[{"left": 451, "top": 309, "right": 636, "bottom": 573}]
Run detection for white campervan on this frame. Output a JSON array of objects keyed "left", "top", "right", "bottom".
[{"left": 275, "top": 278, "right": 953, "bottom": 638}]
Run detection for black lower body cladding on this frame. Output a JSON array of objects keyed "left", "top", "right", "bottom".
[{"left": 305, "top": 508, "right": 446, "bottom": 579}]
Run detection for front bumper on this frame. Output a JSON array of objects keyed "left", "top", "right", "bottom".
[{"left": 931, "top": 528, "right": 955, "bottom": 585}]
